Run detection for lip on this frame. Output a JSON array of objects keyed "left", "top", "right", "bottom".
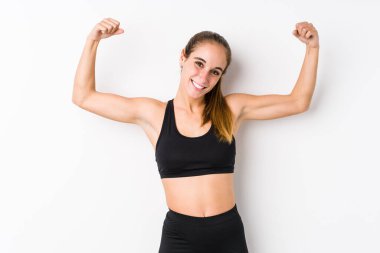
[{"left": 191, "top": 79, "right": 207, "bottom": 90}]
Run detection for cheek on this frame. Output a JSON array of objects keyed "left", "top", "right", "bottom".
[
  {"left": 212, "top": 76, "right": 221, "bottom": 84},
  {"left": 186, "top": 62, "right": 201, "bottom": 74},
  {"left": 184, "top": 70, "right": 200, "bottom": 80}
]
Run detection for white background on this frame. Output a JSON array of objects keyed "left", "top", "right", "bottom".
[{"left": 1, "top": 0, "right": 379, "bottom": 252}]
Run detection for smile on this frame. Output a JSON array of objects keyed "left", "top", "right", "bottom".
[{"left": 191, "top": 80, "right": 207, "bottom": 90}]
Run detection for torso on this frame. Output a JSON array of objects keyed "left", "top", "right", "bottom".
[{"left": 139, "top": 97, "right": 243, "bottom": 217}]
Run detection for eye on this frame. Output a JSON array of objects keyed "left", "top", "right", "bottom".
[
  {"left": 195, "top": 61, "right": 203, "bottom": 67},
  {"left": 213, "top": 71, "right": 221, "bottom": 76}
]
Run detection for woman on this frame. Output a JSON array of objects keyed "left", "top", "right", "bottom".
[{"left": 72, "top": 18, "right": 319, "bottom": 252}]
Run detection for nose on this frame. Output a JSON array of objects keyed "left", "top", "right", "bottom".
[{"left": 198, "top": 68, "right": 209, "bottom": 83}]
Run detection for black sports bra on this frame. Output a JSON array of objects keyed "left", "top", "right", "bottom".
[{"left": 155, "top": 99, "right": 236, "bottom": 178}]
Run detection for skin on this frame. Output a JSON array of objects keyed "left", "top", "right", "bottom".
[
  {"left": 73, "top": 18, "right": 319, "bottom": 217},
  {"left": 161, "top": 42, "right": 236, "bottom": 217}
]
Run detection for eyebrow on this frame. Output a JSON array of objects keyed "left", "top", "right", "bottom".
[{"left": 193, "top": 57, "right": 224, "bottom": 72}]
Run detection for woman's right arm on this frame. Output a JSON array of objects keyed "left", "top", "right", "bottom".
[{"left": 72, "top": 18, "right": 159, "bottom": 125}]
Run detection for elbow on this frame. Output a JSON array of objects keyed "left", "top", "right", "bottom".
[
  {"left": 72, "top": 92, "right": 88, "bottom": 108},
  {"left": 296, "top": 97, "right": 311, "bottom": 113},
  {"left": 72, "top": 85, "right": 93, "bottom": 107},
  {"left": 299, "top": 104, "right": 310, "bottom": 113},
  {"left": 72, "top": 98, "right": 81, "bottom": 107},
  {"left": 72, "top": 93, "right": 78, "bottom": 105},
  {"left": 72, "top": 84, "right": 83, "bottom": 106},
  {"left": 72, "top": 93, "right": 82, "bottom": 107}
]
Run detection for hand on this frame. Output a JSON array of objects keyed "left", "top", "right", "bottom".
[
  {"left": 292, "top": 22, "right": 319, "bottom": 48},
  {"left": 87, "top": 18, "right": 124, "bottom": 42}
]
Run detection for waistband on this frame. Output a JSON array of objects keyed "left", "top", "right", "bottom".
[{"left": 167, "top": 204, "right": 239, "bottom": 225}]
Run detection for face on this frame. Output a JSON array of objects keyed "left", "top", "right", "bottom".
[{"left": 179, "top": 42, "right": 228, "bottom": 99}]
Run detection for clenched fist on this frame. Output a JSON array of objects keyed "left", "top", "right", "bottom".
[
  {"left": 87, "top": 18, "right": 124, "bottom": 42},
  {"left": 292, "top": 22, "right": 319, "bottom": 48}
]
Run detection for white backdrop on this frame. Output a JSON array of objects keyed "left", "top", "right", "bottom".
[{"left": 1, "top": 0, "right": 379, "bottom": 252}]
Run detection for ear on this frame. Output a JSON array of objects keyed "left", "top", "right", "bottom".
[{"left": 179, "top": 48, "right": 187, "bottom": 66}]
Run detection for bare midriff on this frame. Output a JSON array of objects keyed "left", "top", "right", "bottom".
[{"left": 161, "top": 173, "right": 236, "bottom": 217}]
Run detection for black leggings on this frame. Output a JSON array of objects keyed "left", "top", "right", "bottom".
[{"left": 159, "top": 204, "right": 249, "bottom": 252}]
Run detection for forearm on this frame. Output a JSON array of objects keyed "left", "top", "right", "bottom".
[
  {"left": 291, "top": 46, "right": 319, "bottom": 109},
  {"left": 72, "top": 38, "right": 100, "bottom": 104}
]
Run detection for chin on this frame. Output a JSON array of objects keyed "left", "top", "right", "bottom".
[{"left": 186, "top": 80, "right": 207, "bottom": 98}]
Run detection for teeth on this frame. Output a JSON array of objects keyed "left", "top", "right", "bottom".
[{"left": 192, "top": 80, "right": 205, "bottom": 89}]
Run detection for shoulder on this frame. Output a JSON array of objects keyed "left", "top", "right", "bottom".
[
  {"left": 224, "top": 93, "right": 245, "bottom": 120},
  {"left": 136, "top": 97, "right": 168, "bottom": 123}
]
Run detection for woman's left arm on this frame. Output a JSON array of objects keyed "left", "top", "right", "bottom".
[
  {"left": 290, "top": 22, "right": 320, "bottom": 110},
  {"left": 226, "top": 22, "right": 319, "bottom": 121}
]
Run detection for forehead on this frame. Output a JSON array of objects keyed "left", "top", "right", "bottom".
[{"left": 190, "top": 42, "right": 227, "bottom": 68}]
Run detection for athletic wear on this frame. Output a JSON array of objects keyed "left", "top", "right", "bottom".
[
  {"left": 159, "top": 204, "right": 249, "bottom": 252},
  {"left": 155, "top": 99, "right": 236, "bottom": 179}
]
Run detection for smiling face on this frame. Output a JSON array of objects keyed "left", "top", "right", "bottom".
[{"left": 179, "top": 41, "right": 228, "bottom": 99}]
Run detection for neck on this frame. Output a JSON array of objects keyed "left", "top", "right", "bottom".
[{"left": 174, "top": 85, "right": 205, "bottom": 114}]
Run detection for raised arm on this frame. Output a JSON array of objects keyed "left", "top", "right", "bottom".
[
  {"left": 226, "top": 21, "right": 319, "bottom": 121},
  {"left": 72, "top": 18, "right": 160, "bottom": 125},
  {"left": 290, "top": 21, "right": 319, "bottom": 109}
]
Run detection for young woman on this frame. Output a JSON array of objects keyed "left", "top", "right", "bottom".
[{"left": 72, "top": 18, "right": 319, "bottom": 252}]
